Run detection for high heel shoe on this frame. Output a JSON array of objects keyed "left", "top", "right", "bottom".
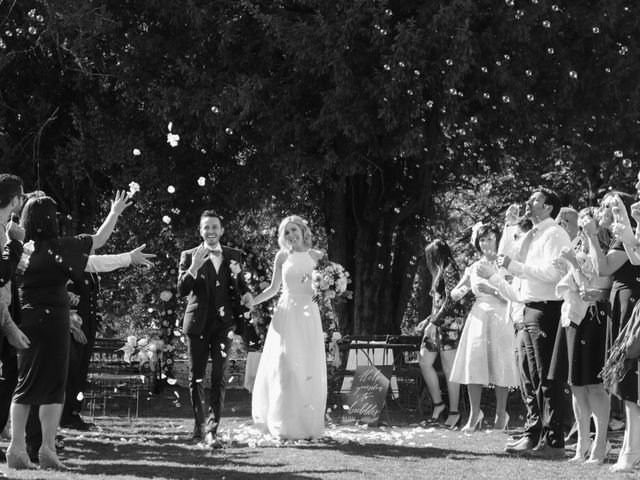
[
  {"left": 38, "top": 445, "right": 65, "bottom": 469},
  {"left": 426, "top": 401, "right": 445, "bottom": 424},
  {"left": 461, "top": 410, "right": 484, "bottom": 433},
  {"left": 610, "top": 449, "right": 640, "bottom": 472},
  {"left": 444, "top": 411, "right": 461, "bottom": 429},
  {"left": 494, "top": 412, "right": 510, "bottom": 432},
  {"left": 6, "top": 449, "right": 37, "bottom": 470}
]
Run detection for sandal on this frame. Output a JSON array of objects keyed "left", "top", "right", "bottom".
[
  {"left": 425, "top": 401, "right": 445, "bottom": 424},
  {"left": 444, "top": 411, "right": 461, "bottom": 429}
]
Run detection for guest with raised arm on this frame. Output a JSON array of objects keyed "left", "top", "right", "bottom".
[
  {"left": 61, "top": 244, "right": 155, "bottom": 430},
  {"left": 550, "top": 207, "right": 612, "bottom": 464},
  {"left": 489, "top": 188, "right": 571, "bottom": 457},
  {"left": 177, "top": 211, "right": 252, "bottom": 449},
  {"left": 589, "top": 188, "right": 640, "bottom": 472},
  {"left": 449, "top": 223, "right": 519, "bottom": 432},
  {"left": 6, "top": 191, "right": 131, "bottom": 470}
]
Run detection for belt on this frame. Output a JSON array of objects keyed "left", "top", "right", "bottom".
[{"left": 524, "top": 300, "right": 563, "bottom": 307}]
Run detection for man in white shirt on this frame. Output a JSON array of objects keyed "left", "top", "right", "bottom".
[{"left": 495, "top": 188, "right": 571, "bottom": 457}]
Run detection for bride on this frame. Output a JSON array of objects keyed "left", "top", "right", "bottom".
[{"left": 250, "top": 215, "right": 327, "bottom": 439}]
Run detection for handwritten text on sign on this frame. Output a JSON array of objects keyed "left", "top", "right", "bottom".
[{"left": 343, "top": 365, "right": 393, "bottom": 424}]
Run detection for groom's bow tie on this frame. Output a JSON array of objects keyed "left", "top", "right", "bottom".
[{"left": 209, "top": 250, "right": 222, "bottom": 258}]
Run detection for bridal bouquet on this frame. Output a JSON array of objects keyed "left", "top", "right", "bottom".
[
  {"left": 120, "top": 335, "right": 171, "bottom": 371},
  {"left": 311, "top": 257, "right": 353, "bottom": 303},
  {"left": 312, "top": 257, "right": 352, "bottom": 341}
]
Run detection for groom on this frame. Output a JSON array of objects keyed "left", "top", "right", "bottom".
[{"left": 177, "top": 210, "right": 252, "bottom": 448}]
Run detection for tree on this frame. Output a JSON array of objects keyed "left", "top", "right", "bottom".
[{"left": 2, "top": 0, "right": 640, "bottom": 337}]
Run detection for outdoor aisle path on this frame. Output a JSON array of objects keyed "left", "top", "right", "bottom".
[{"left": 0, "top": 388, "right": 629, "bottom": 480}]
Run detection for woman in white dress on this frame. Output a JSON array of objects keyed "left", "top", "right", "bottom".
[
  {"left": 449, "top": 223, "right": 519, "bottom": 432},
  {"left": 251, "top": 215, "right": 327, "bottom": 439}
]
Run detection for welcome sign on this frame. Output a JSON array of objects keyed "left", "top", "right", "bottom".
[{"left": 342, "top": 365, "right": 393, "bottom": 425}]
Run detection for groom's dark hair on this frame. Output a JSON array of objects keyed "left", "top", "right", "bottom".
[
  {"left": 537, "top": 187, "right": 561, "bottom": 218},
  {"left": 200, "top": 210, "right": 223, "bottom": 224}
]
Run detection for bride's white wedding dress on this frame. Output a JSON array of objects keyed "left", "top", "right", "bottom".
[{"left": 252, "top": 250, "right": 327, "bottom": 439}]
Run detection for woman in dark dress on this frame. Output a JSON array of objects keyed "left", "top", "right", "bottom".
[
  {"left": 582, "top": 191, "right": 640, "bottom": 471},
  {"left": 6, "top": 192, "right": 130, "bottom": 470},
  {"left": 551, "top": 207, "right": 612, "bottom": 464},
  {"left": 417, "top": 239, "right": 468, "bottom": 428}
]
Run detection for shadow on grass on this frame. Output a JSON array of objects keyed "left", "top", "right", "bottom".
[
  {"left": 301, "top": 441, "right": 507, "bottom": 462},
  {"left": 56, "top": 431, "right": 361, "bottom": 479},
  {"left": 64, "top": 442, "right": 358, "bottom": 479}
]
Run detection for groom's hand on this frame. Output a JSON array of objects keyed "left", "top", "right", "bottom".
[{"left": 188, "top": 246, "right": 210, "bottom": 277}]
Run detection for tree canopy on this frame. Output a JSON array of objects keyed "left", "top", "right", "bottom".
[{"left": 1, "top": 0, "right": 640, "bottom": 339}]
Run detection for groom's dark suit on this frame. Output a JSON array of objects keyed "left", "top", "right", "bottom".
[{"left": 177, "top": 244, "right": 250, "bottom": 438}]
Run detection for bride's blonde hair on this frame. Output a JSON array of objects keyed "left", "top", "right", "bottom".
[{"left": 278, "top": 215, "right": 313, "bottom": 252}]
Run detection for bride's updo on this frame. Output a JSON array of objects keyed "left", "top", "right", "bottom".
[{"left": 277, "top": 215, "right": 313, "bottom": 252}]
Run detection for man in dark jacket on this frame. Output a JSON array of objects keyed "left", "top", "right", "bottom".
[{"left": 177, "top": 210, "right": 252, "bottom": 448}]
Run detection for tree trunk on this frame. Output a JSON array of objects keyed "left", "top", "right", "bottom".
[{"left": 325, "top": 161, "right": 435, "bottom": 335}]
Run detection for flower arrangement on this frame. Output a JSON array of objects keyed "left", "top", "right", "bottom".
[
  {"left": 119, "top": 335, "right": 173, "bottom": 371},
  {"left": 312, "top": 257, "right": 352, "bottom": 353},
  {"left": 311, "top": 257, "right": 353, "bottom": 303}
]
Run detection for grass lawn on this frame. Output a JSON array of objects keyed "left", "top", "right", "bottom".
[{"left": 0, "top": 388, "right": 636, "bottom": 480}]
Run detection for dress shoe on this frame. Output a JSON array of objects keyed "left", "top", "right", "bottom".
[
  {"left": 38, "top": 445, "right": 65, "bottom": 469},
  {"left": 529, "top": 443, "right": 566, "bottom": 459},
  {"left": 192, "top": 424, "right": 204, "bottom": 441},
  {"left": 6, "top": 448, "right": 37, "bottom": 470},
  {"left": 461, "top": 411, "right": 484, "bottom": 433},
  {"left": 61, "top": 415, "right": 94, "bottom": 431},
  {"left": 504, "top": 436, "right": 537, "bottom": 453},
  {"left": 204, "top": 432, "right": 223, "bottom": 449},
  {"left": 505, "top": 433, "right": 530, "bottom": 447},
  {"left": 505, "top": 436, "right": 524, "bottom": 448}
]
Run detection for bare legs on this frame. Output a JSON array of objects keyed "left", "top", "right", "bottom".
[
  {"left": 585, "top": 385, "right": 610, "bottom": 464},
  {"left": 39, "top": 403, "right": 63, "bottom": 452},
  {"left": 461, "top": 384, "right": 508, "bottom": 432},
  {"left": 569, "top": 386, "right": 591, "bottom": 462},
  {"left": 494, "top": 386, "right": 509, "bottom": 430},
  {"left": 7, "top": 402, "right": 29, "bottom": 453},
  {"left": 439, "top": 349, "right": 460, "bottom": 416},
  {"left": 612, "top": 400, "right": 640, "bottom": 471},
  {"left": 7, "top": 402, "right": 63, "bottom": 469},
  {"left": 462, "top": 384, "right": 483, "bottom": 432},
  {"left": 568, "top": 385, "right": 610, "bottom": 463},
  {"left": 419, "top": 349, "right": 444, "bottom": 419},
  {"left": 418, "top": 347, "right": 460, "bottom": 424}
]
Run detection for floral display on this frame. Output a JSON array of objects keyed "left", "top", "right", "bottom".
[{"left": 311, "top": 257, "right": 352, "bottom": 303}]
